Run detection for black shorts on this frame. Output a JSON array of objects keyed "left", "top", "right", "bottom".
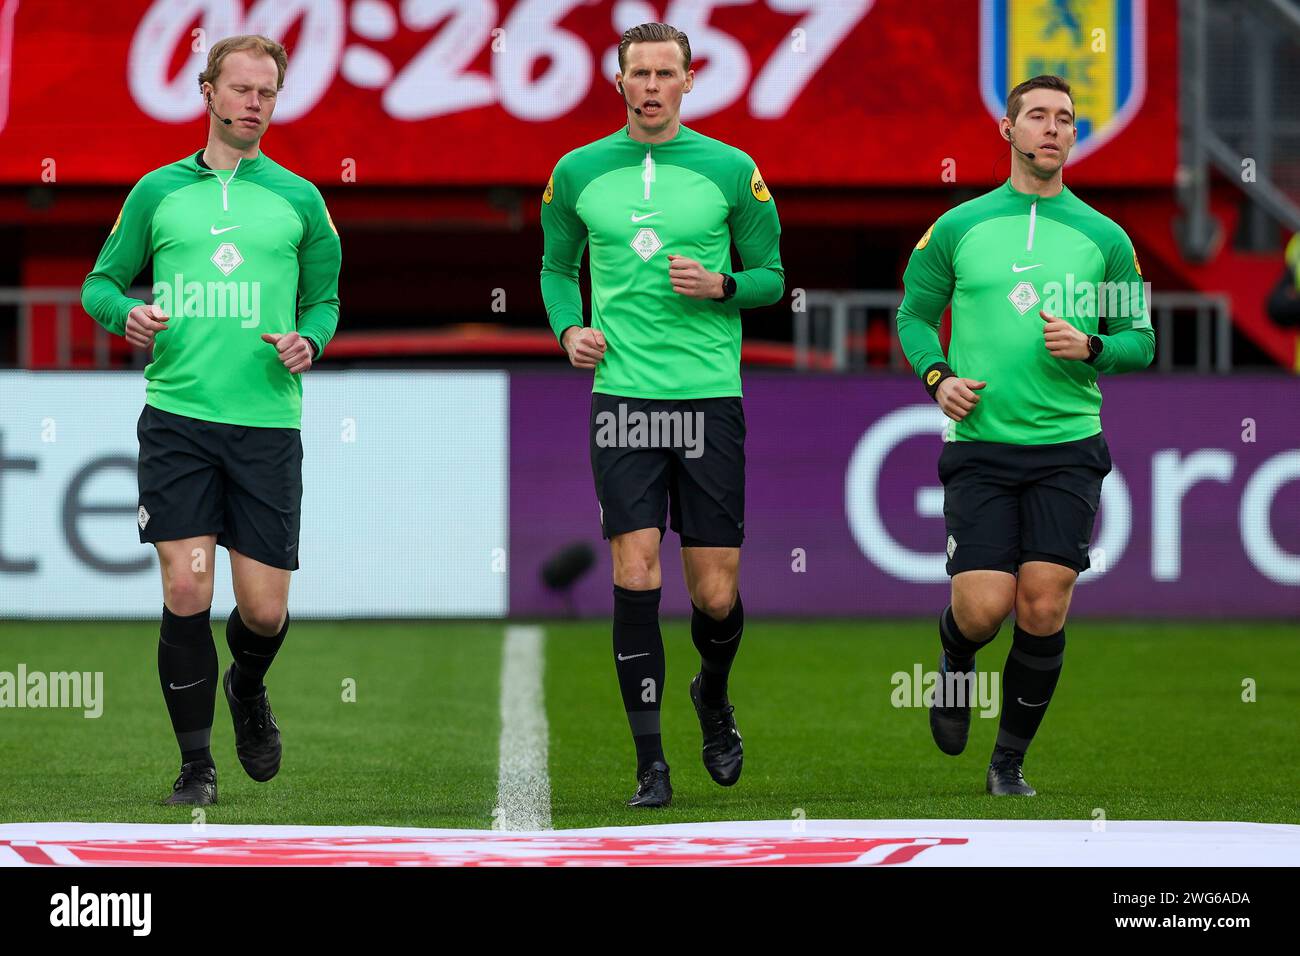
[
  {"left": 938, "top": 433, "right": 1112, "bottom": 575},
  {"left": 136, "top": 404, "right": 304, "bottom": 571},
  {"left": 589, "top": 393, "right": 745, "bottom": 548}
]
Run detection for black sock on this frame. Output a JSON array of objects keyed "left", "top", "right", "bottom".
[
  {"left": 939, "top": 604, "right": 992, "bottom": 670},
  {"left": 996, "top": 623, "right": 1066, "bottom": 754},
  {"left": 158, "top": 605, "right": 218, "bottom": 767},
  {"left": 226, "top": 607, "right": 288, "bottom": 699},
  {"left": 612, "top": 585, "right": 666, "bottom": 775},
  {"left": 691, "top": 592, "right": 743, "bottom": 705}
]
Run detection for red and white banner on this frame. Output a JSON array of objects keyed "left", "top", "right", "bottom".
[
  {"left": 2, "top": 820, "right": 1296, "bottom": 866},
  {"left": 0, "top": 0, "right": 1177, "bottom": 186}
]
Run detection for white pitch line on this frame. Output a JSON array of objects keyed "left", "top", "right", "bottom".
[{"left": 495, "top": 626, "right": 551, "bottom": 831}]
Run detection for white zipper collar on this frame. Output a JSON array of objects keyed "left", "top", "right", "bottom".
[
  {"left": 1006, "top": 178, "right": 1068, "bottom": 253},
  {"left": 626, "top": 124, "right": 687, "bottom": 202},
  {"left": 642, "top": 145, "right": 654, "bottom": 201},
  {"left": 198, "top": 155, "right": 243, "bottom": 212}
]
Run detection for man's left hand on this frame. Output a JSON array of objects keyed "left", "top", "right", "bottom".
[
  {"left": 262, "top": 331, "right": 314, "bottom": 374},
  {"left": 667, "top": 255, "right": 724, "bottom": 299},
  {"left": 1041, "top": 310, "right": 1090, "bottom": 361}
]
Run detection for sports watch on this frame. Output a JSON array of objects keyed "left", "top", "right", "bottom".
[
  {"left": 1085, "top": 334, "right": 1104, "bottom": 364},
  {"left": 716, "top": 273, "right": 737, "bottom": 301}
]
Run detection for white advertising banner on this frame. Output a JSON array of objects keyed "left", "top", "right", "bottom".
[{"left": 0, "top": 372, "right": 508, "bottom": 618}]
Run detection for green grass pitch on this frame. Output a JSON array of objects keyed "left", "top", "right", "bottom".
[{"left": 0, "top": 619, "right": 1296, "bottom": 828}]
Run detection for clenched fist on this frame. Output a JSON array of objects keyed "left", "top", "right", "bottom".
[
  {"left": 936, "top": 376, "right": 986, "bottom": 422},
  {"left": 1041, "top": 310, "right": 1090, "bottom": 361},
  {"left": 261, "top": 331, "right": 314, "bottom": 374},
  {"left": 125, "top": 304, "right": 169, "bottom": 350},
  {"left": 562, "top": 326, "right": 607, "bottom": 369},
  {"left": 667, "top": 254, "right": 724, "bottom": 299}
]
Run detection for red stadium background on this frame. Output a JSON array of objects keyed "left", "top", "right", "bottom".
[
  {"left": 4, "top": 1, "right": 1293, "bottom": 623},
  {"left": 0, "top": 0, "right": 1177, "bottom": 186},
  {"left": 7, "top": 0, "right": 1240, "bottom": 373}
]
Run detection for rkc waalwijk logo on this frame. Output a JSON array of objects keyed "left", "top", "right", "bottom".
[{"left": 980, "top": 0, "right": 1147, "bottom": 161}]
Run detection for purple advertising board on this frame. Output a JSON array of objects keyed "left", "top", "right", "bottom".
[{"left": 510, "top": 373, "right": 1300, "bottom": 619}]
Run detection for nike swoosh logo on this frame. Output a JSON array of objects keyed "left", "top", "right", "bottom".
[
  {"left": 710, "top": 627, "right": 743, "bottom": 645},
  {"left": 210, "top": 224, "right": 241, "bottom": 235},
  {"left": 1011, "top": 263, "right": 1042, "bottom": 272},
  {"left": 169, "top": 679, "right": 206, "bottom": 691},
  {"left": 1017, "top": 697, "right": 1049, "bottom": 707},
  {"left": 630, "top": 212, "right": 661, "bottom": 223},
  {"left": 616, "top": 652, "right": 650, "bottom": 661}
]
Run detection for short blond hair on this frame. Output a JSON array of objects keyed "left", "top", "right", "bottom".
[{"left": 197, "top": 35, "right": 288, "bottom": 92}]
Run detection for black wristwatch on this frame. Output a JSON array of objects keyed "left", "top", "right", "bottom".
[
  {"left": 716, "top": 273, "right": 737, "bottom": 301},
  {"left": 1085, "top": 334, "right": 1104, "bottom": 365}
]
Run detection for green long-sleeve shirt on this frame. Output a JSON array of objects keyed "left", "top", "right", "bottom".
[
  {"left": 82, "top": 150, "right": 341, "bottom": 428},
  {"left": 896, "top": 179, "right": 1155, "bottom": 444},
  {"left": 540, "top": 124, "right": 784, "bottom": 399}
]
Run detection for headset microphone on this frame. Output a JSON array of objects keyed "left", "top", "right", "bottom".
[
  {"left": 617, "top": 82, "right": 642, "bottom": 115},
  {"left": 1005, "top": 129, "right": 1035, "bottom": 161},
  {"left": 206, "top": 94, "right": 233, "bottom": 126}
]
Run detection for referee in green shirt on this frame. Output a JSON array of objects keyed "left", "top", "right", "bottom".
[
  {"left": 541, "top": 22, "right": 784, "bottom": 807},
  {"left": 81, "top": 35, "right": 340, "bottom": 806},
  {"left": 896, "top": 75, "right": 1154, "bottom": 796}
]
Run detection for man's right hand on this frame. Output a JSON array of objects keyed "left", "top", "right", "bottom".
[
  {"left": 936, "top": 376, "right": 986, "bottom": 422},
  {"left": 562, "top": 326, "right": 606, "bottom": 369},
  {"left": 125, "top": 304, "right": 169, "bottom": 350}
]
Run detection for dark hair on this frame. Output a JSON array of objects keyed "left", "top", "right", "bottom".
[
  {"left": 197, "top": 34, "right": 288, "bottom": 93},
  {"left": 617, "top": 22, "right": 691, "bottom": 73},
  {"left": 1006, "top": 74, "right": 1073, "bottom": 122}
]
